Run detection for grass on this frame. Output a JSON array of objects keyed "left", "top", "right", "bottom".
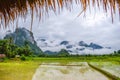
[
  {"left": 0, "top": 60, "right": 41, "bottom": 80},
  {"left": 0, "top": 56, "right": 120, "bottom": 80},
  {"left": 32, "top": 56, "right": 120, "bottom": 63}
]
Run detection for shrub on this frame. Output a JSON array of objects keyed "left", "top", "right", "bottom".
[{"left": 20, "top": 55, "right": 26, "bottom": 61}]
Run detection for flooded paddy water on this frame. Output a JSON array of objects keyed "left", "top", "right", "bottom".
[
  {"left": 32, "top": 62, "right": 109, "bottom": 80},
  {"left": 90, "top": 62, "right": 120, "bottom": 78}
]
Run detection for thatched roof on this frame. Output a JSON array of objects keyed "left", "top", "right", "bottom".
[{"left": 0, "top": 0, "right": 120, "bottom": 28}]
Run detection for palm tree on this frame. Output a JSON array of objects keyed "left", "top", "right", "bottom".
[{"left": 0, "top": 0, "right": 119, "bottom": 28}]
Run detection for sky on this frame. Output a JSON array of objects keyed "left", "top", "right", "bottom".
[{"left": 0, "top": 3, "right": 120, "bottom": 51}]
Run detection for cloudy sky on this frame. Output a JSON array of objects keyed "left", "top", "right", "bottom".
[{"left": 0, "top": 3, "right": 120, "bottom": 51}]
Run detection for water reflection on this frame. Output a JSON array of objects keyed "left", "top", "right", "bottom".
[{"left": 32, "top": 62, "right": 109, "bottom": 80}]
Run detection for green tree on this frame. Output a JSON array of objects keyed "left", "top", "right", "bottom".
[
  {"left": 118, "top": 50, "right": 120, "bottom": 54},
  {"left": 0, "top": 39, "right": 9, "bottom": 56},
  {"left": 58, "top": 49, "right": 70, "bottom": 57},
  {"left": 0, "top": 39, "right": 33, "bottom": 58}
]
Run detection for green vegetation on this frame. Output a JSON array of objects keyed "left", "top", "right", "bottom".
[
  {"left": 88, "top": 63, "right": 120, "bottom": 80},
  {"left": 0, "top": 39, "right": 120, "bottom": 80},
  {"left": 0, "top": 39, "right": 33, "bottom": 59},
  {"left": 20, "top": 55, "right": 26, "bottom": 61},
  {"left": 0, "top": 60, "right": 41, "bottom": 80},
  {"left": 57, "top": 49, "right": 70, "bottom": 57},
  {"left": 0, "top": 56, "right": 120, "bottom": 80},
  {"left": 4, "top": 28, "right": 43, "bottom": 55},
  {"left": 89, "top": 61, "right": 120, "bottom": 79},
  {"left": 0, "top": 38, "right": 120, "bottom": 60}
]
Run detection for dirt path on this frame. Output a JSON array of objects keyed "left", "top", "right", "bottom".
[{"left": 32, "top": 62, "right": 110, "bottom": 80}]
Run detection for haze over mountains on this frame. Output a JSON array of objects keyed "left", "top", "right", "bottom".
[
  {"left": 37, "top": 37, "right": 113, "bottom": 55},
  {"left": 1, "top": 28, "right": 115, "bottom": 55}
]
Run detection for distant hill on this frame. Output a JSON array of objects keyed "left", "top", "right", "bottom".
[
  {"left": 4, "top": 28, "right": 43, "bottom": 55},
  {"left": 60, "top": 41, "right": 69, "bottom": 45},
  {"left": 44, "top": 49, "right": 70, "bottom": 56},
  {"left": 58, "top": 49, "right": 70, "bottom": 56},
  {"left": 37, "top": 39, "right": 112, "bottom": 55},
  {"left": 44, "top": 50, "right": 58, "bottom": 55}
]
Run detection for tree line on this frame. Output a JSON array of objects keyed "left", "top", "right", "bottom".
[{"left": 0, "top": 39, "right": 32, "bottom": 58}]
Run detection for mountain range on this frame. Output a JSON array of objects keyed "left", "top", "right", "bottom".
[
  {"left": 37, "top": 38, "right": 112, "bottom": 55},
  {"left": 3, "top": 28, "right": 112, "bottom": 55}
]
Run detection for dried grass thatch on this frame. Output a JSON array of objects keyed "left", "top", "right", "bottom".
[{"left": 0, "top": 0, "right": 120, "bottom": 28}]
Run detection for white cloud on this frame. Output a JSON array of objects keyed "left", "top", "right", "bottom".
[
  {"left": 0, "top": 3, "right": 120, "bottom": 53},
  {"left": 31, "top": 4, "right": 120, "bottom": 51}
]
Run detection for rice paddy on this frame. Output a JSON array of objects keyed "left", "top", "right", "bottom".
[{"left": 0, "top": 57, "right": 120, "bottom": 80}]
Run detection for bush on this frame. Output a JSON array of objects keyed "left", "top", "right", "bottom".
[
  {"left": 20, "top": 55, "right": 26, "bottom": 61},
  {"left": 0, "top": 57, "right": 8, "bottom": 62}
]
